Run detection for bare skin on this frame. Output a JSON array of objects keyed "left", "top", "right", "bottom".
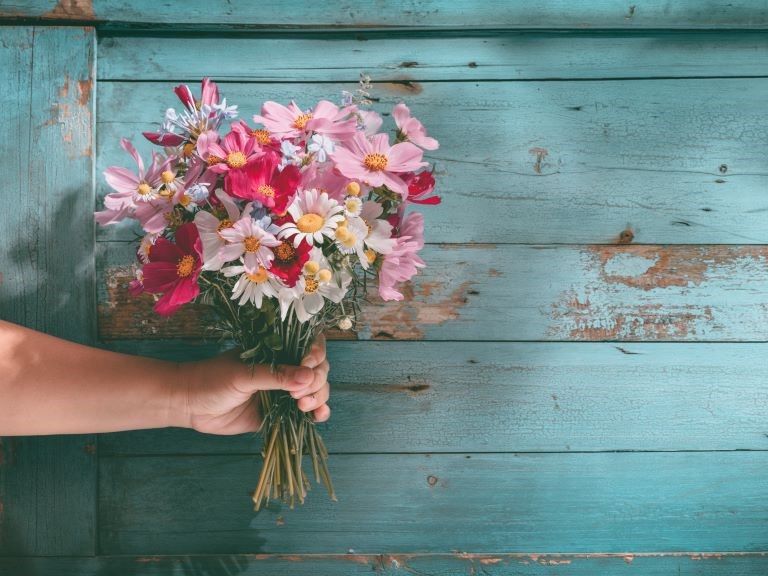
[{"left": 0, "top": 319, "right": 330, "bottom": 436}]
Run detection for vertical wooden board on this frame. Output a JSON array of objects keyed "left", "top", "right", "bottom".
[{"left": 0, "top": 26, "right": 96, "bottom": 556}]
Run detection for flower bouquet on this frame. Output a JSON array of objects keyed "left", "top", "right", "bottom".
[{"left": 95, "top": 77, "right": 440, "bottom": 509}]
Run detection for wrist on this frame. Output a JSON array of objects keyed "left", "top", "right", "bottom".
[{"left": 166, "top": 362, "right": 193, "bottom": 429}]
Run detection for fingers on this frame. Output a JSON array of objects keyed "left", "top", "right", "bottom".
[
  {"left": 297, "top": 378, "right": 329, "bottom": 413},
  {"left": 290, "top": 359, "right": 329, "bottom": 399},
  {"left": 301, "top": 334, "right": 326, "bottom": 369},
  {"left": 313, "top": 403, "right": 331, "bottom": 423},
  {"left": 243, "top": 363, "right": 314, "bottom": 393}
]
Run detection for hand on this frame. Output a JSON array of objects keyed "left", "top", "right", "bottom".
[{"left": 173, "top": 334, "right": 331, "bottom": 435}]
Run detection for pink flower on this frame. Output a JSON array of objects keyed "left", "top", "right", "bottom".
[
  {"left": 132, "top": 160, "right": 205, "bottom": 234},
  {"left": 253, "top": 100, "right": 358, "bottom": 141},
  {"left": 378, "top": 212, "right": 426, "bottom": 302},
  {"left": 141, "top": 222, "right": 202, "bottom": 316},
  {"left": 243, "top": 154, "right": 301, "bottom": 214},
  {"left": 218, "top": 217, "right": 281, "bottom": 273},
  {"left": 300, "top": 163, "right": 350, "bottom": 202},
  {"left": 393, "top": 102, "right": 439, "bottom": 150},
  {"left": 205, "top": 129, "right": 261, "bottom": 198},
  {"left": 331, "top": 133, "right": 427, "bottom": 196}
]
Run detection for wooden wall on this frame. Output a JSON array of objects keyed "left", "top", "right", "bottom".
[{"left": 1, "top": 2, "right": 767, "bottom": 574}]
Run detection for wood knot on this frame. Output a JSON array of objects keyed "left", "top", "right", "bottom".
[
  {"left": 427, "top": 475, "right": 438, "bottom": 486},
  {"left": 618, "top": 228, "right": 634, "bottom": 244}
]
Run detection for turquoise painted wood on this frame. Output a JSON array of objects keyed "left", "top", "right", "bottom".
[
  {"left": 97, "top": 78, "right": 768, "bottom": 244},
  {"left": 98, "top": 31, "right": 768, "bottom": 81},
  {"left": 0, "top": 26, "right": 97, "bottom": 556},
  {"left": 2, "top": 0, "right": 767, "bottom": 29},
  {"left": 1, "top": 553, "right": 767, "bottom": 576},
  {"left": 1, "top": 1, "right": 768, "bottom": 573},
  {"left": 99, "top": 452, "right": 768, "bottom": 554},
  {"left": 98, "top": 241, "right": 768, "bottom": 341}
]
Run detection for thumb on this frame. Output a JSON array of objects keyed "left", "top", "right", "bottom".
[{"left": 242, "top": 363, "right": 314, "bottom": 393}]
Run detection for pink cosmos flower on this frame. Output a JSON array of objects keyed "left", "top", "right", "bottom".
[
  {"left": 253, "top": 100, "right": 358, "bottom": 141},
  {"left": 204, "top": 129, "right": 261, "bottom": 198},
  {"left": 243, "top": 154, "right": 301, "bottom": 214},
  {"left": 141, "top": 222, "right": 202, "bottom": 316},
  {"left": 393, "top": 102, "right": 439, "bottom": 150},
  {"left": 378, "top": 212, "right": 426, "bottom": 301},
  {"left": 300, "top": 163, "right": 350, "bottom": 202},
  {"left": 218, "top": 217, "right": 282, "bottom": 273},
  {"left": 95, "top": 138, "right": 174, "bottom": 226},
  {"left": 331, "top": 132, "right": 427, "bottom": 196}
]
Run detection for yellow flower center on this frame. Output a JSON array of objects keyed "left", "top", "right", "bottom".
[
  {"left": 161, "top": 170, "right": 175, "bottom": 184},
  {"left": 335, "top": 227, "right": 351, "bottom": 242},
  {"left": 243, "top": 236, "right": 261, "bottom": 252},
  {"left": 303, "top": 261, "right": 320, "bottom": 275},
  {"left": 251, "top": 129, "right": 271, "bottom": 145},
  {"left": 178, "top": 194, "right": 191, "bottom": 207},
  {"left": 318, "top": 269, "right": 332, "bottom": 283},
  {"left": 207, "top": 155, "right": 223, "bottom": 166},
  {"left": 176, "top": 254, "right": 196, "bottom": 278},
  {"left": 293, "top": 113, "right": 312, "bottom": 130},
  {"left": 345, "top": 198, "right": 360, "bottom": 212},
  {"left": 258, "top": 184, "right": 276, "bottom": 198},
  {"left": 363, "top": 153, "right": 388, "bottom": 172},
  {"left": 183, "top": 142, "right": 196, "bottom": 157},
  {"left": 304, "top": 276, "right": 319, "bottom": 293},
  {"left": 296, "top": 213, "right": 324, "bottom": 233},
  {"left": 346, "top": 181, "right": 361, "bottom": 196},
  {"left": 216, "top": 219, "right": 233, "bottom": 237},
  {"left": 137, "top": 183, "right": 152, "bottom": 196},
  {"left": 246, "top": 266, "right": 269, "bottom": 283},
  {"left": 339, "top": 231, "right": 357, "bottom": 248},
  {"left": 365, "top": 249, "right": 376, "bottom": 264},
  {"left": 274, "top": 241, "right": 296, "bottom": 263},
  {"left": 226, "top": 151, "right": 247, "bottom": 169}
]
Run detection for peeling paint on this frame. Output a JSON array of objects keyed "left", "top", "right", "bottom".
[
  {"left": 529, "top": 147, "right": 549, "bottom": 174},
  {"left": 77, "top": 79, "right": 92, "bottom": 107},
  {"left": 43, "top": 0, "right": 95, "bottom": 19}
]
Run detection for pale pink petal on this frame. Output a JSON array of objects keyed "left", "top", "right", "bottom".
[{"left": 386, "top": 141, "right": 427, "bottom": 172}]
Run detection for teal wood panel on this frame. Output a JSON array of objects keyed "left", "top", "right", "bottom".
[
  {"left": 99, "top": 451, "right": 768, "bottom": 554},
  {"left": 97, "top": 31, "right": 768, "bottom": 81},
  {"left": 1, "top": 552, "right": 768, "bottom": 576},
  {"left": 0, "top": 26, "right": 97, "bottom": 555},
  {"left": 98, "top": 341, "right": 768, "bottom": 454},
  {"left": 2, "top": 0, "right": 767, "bottom": 29},
  {"left": 97, "top": 79, "right": 768, "bottom": 244},
  {"left": 98, "top": 242, "right": 768, "bottom": 341}
]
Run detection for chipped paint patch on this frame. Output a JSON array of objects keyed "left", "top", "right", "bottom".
[
  {"left": 529, "top": 147, "right": 549, "bottom": 174},
  {"left": 43, "top": 0, "right": 95, "bottom": 19}
]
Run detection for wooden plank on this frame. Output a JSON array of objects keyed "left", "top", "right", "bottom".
[
  {"left": 96, "top": 79, "right": 768, "bottom": 245},
  {"left": 97, "top": 242, "right": 768, "bottom": 341},
  {"left": 1, "top": 552, "right": 767, "bottom": 575},
  {"left": 97, "top": 31, "right": 768, "bottom": 82},
  {"left": 99, "top": 451, "right": 768, "bottom": 554},
  {"left": 2, "top": 0, "right": 768, "bottom": 29},
  {"left": 0, "top": 26, "right": 96, "bottom": 556},
  {"left": 98, "top": 341, "right": 768, "bottom": 455}
]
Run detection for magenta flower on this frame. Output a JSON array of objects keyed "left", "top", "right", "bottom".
[
  {"left": 392, "top": 102, "right": 439, "bottom": 150},
  {"left": 141, "top": 222, "right": 202, "bottom": 316},
  {"left": 204, "top": 129, "right": 261, "bottom": 198},
  {"left": 378, "top": 212, "right": 426, "bottom": 301},
  {"left": 253, "top": 100, "right": 358, "bottom": 141},
  {"left": 331, "top": 132, "right": 427, "bottom": 196}
]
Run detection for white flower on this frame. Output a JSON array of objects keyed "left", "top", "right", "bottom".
[
  {"left": 334, "top": 215, "right": 369, "bottom": 267},
  {"left": 278, "top": 247, "right": 350, "bottom": 322},
  {"left": 280, "top": 140, "right": 302, "bottom": 168},
  {"left": 138, "top": 232, "right": 160, "bottom": 264},
  {"left": 212, "top": 97, "right": 238, "bottom": 119},
  {"left": 279, "top": 189, "right": 344, "bottom": 248},
  {"left": 342, "top": 195, "right": 362, "bottom": 217},
  {"left": 307, "top": 134, "right": 335, "bottom": 163},
  {"left": 219, "top": 215, "right": 281, "bottom": 273},
  {"left": 194, "top": 188, "right": 241, "bottom": 271},
  {"left": 350, "top": 200, "right": 396, "bottom": 256},
  {"left": 338, "top": 316, "right": 353, "bottom": 330},
  {"left": 222, "top": 263, "right": 281, "bottom": 307}
]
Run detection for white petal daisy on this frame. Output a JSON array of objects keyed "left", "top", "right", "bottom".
[
  {"left": 222, "top": 263, "right": 281, "bottom": 308},
  {"left": 279, "top": 188, "right": 344, "bottom": 248},
  {"left": 278, "top": 247, "right": 349, "bottom": 321},
  {"left": 219, "top": 215, "right": 281, "bottom": 273}
]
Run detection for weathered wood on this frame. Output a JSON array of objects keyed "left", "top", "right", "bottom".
[
  {"left": 99, "top": 451, "right": 768, "bottom": 554},
  {"left": 0, "top": 26, "right": 96, "bottom": 555},
  {"left": 99, "top": 341, "right": 768, "bottom": 455},
  {"left": 97, "top": 31, "right": 768, "bottom": 81},
  {"left": 97, "top": 242, "right": 768, "bottom": 341},
  {"left": 2, "top": 0, "right": 767, "bottom": 29},
  {"left": 97, "top": 79, "right": 768, "bottom": 244},
  {"left": 1, "top": 552, "right": 767, "bottom": 575}
]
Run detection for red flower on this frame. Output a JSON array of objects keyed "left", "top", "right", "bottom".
[
  {"left": 269, "top": 236, "right": 311, "bottom": 287},
  {"left": 244, "top": 153, "right": 301, "bottom": 215},
  {"left": 204, "top": 129, "right": 261, "bottom": 199},
  {"left": 141, "top": 223, "right": 202, "bottom": 316},
  {"left": 404, "top": 170, "right": 440, "bottom": 205}
]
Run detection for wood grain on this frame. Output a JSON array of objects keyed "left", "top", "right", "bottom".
[
  {"left": 1, "top": 552, "right": 767, "bottom": 575},
  {"left": 0, "top": 26, "right": 97, "bottom": 556},
  {"left": 98, "top": 341, "right": 768, "bottom": 454},
  {"left": 97, "top": 242, "right": 768, "bottom": 341},
  {"left": 96, "top": 79, "right": 768, "bottom": 244},
  {"left": 2, "top": 1, "right": 767, "bottom": 29},
  {"left": 99, "top": 451, "right": 768, "bottom": 554}
]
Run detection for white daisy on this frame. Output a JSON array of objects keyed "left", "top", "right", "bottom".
[
  {"left": 222, "top": 263, "right": 281, "bottom": 307},
  {"left": 219, "top": 215, "right": 281, "bottom": 273},
  {"left": 348, "top": 200, "right": 396, "bottom": 257},
  {"left": 194, "top": 188, "right": 241, "bottom": 271},
  {"left": 279, "top": 189, "right": 344, "bottom": 248},
  {"left": 278, "top": 247, "right": 350, "bottom": 322},
  {"left": 342, "top": 195, "right": 362, "bottom": 217},
  {"left": 334, "top": 215, "right": 369, "bottom": 267}
]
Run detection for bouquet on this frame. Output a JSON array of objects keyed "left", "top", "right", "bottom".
[{"left": 95, "top": 77, "right": 440, "bottom": 509}]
